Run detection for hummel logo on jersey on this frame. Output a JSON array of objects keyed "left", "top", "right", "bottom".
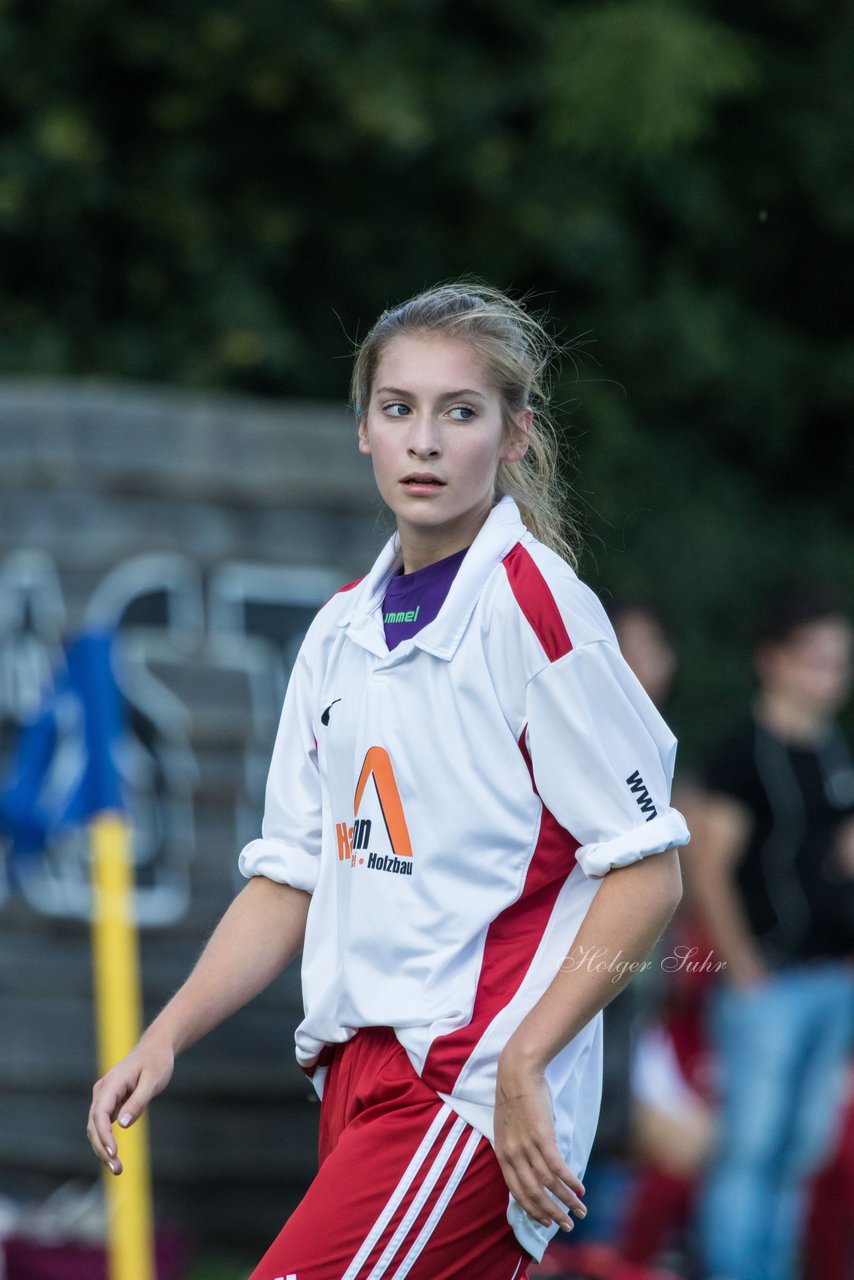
[
  {"left": 626, "top": 769, "right": 658, "bottom": 822},
  {"left": 383, "top": 604, "right": 420, "bottom": 624},
  {"left": 321, "top": 698, "right": 342, "bottom": 726}
]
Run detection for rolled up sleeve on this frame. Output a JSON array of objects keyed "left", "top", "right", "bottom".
[
  {"left": 237, "top": 644, "right": 322, "bottom": 894},
  {"left": 525, "top": 640, "right": 690, "bottom": 879}
]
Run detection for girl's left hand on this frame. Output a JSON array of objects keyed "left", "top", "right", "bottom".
[{"left": 494, "top": 1046, "right": 587, "bottom": 1233}]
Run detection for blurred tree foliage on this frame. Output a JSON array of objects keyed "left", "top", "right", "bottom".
[{"left": 1, "top": 0, "right": 852, "bottom": 755}]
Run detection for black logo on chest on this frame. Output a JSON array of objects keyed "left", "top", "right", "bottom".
[{"left": 321, "top": 698, "right": 342, "bottom": 726}]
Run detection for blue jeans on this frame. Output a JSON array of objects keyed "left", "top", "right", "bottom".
[{"left": 699, "top": 962, "right": 854, "bottom": 1280}]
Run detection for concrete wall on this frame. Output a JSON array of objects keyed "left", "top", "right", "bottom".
[{"left": 0, "top": 379, "right": 386, "bottom": 1248}]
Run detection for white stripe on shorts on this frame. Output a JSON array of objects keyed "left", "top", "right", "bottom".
[
  {"left": 341, "top": 1103, "right": 456, "bottom": 1280},
  {"left": 389, "top": 1126, "right": 482, "bottom": 1279},
  {"left": 365, "top": 1114, "right": 469, "bottom": 1280}
]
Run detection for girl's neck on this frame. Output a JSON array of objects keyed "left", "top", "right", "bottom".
[{"left": 397, "top": 503, "right": 491, "bottom": 574}]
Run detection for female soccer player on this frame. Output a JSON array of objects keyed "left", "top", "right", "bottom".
[{"left": 88, "top": 283, "right": 689, "bottom": 1279}]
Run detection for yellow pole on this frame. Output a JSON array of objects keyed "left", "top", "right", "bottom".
[{"left": 91, "top": 810, "right": 156, "bottom": 1280}]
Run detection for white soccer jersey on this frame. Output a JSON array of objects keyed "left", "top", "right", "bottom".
[{"left": 239, "top": 496, "right": 690, "bottom": 1260}]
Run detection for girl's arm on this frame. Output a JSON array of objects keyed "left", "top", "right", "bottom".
[
  {"left": 494, "top": 847, "right": 683, "bottom": 1232},
  {"left": 87, "top": 875, "right": 311, "bottom": 1175}
]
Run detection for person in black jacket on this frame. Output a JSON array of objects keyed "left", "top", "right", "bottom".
[{"left": 692, "top": 583, "right": 854, "bottom": 1280}]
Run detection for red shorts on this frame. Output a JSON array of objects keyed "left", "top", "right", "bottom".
[{"left": 249, "top": 1026, "right": 532, "bottom": 1280}]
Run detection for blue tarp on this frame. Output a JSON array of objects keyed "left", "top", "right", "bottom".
[{"left": 0, "top": 630, "right": 127, "bottom": 867}]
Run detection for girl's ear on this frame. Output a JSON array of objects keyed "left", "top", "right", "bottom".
[
  {"left": 501, "top": 407, "right": 532, "bottom": 464},
  {"left": 358, "top": 419, "right": 371, "bottom": 455}
]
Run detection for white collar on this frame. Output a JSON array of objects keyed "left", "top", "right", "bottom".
[{"left": 337, "top": 496, "right": 529, "bottom": 662}]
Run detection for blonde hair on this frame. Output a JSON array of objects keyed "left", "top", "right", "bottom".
[{"left": 350, "top": 281, "right": 579, "bottom": 569}]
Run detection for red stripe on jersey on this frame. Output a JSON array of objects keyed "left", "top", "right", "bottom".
[
  {"left": 422, "top": 727, "right": 579, "bottom": 1096},
  {"left": 502, "top": 543, "right": 572, "bottom": 662}
]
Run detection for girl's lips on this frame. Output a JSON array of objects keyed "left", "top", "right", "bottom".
[{"left": 400, "top": 477, "right": 446, "bottom": 494}]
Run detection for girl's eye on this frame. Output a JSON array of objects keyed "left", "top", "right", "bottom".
[
  {"left": 384, "top": 402, "right": 411, "bottom": 417},
  {"left": 449, "top": 405, "right": 476, "bottom": 421}
]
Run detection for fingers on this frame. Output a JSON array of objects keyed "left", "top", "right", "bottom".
[
  {"left": 494, "top": 1059, "right": 587, "bottom": 1230},
  {"left": 114, "top": 1078, "right": 155, "bottom": 1132},
  {"left": 88, "top": 1065, "right": 151, "bottom": 1175},
  {"left": 87, "top": 1043, "right": 174, "bottom": 1176},
  {"left": 498, "top": 1141, "right": 586, "bottom": 1231},
  {"left": 88, "top": 1077, "right": 128, "bottom": 1169},
  {"left": 86, "top": 1106, "right": 123, "bottom": 1176}
]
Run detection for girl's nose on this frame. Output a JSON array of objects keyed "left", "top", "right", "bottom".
[{"left": 407, "top": 415, "right": 441, "bottom": 457}]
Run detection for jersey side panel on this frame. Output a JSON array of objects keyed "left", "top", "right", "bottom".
[
  {"left": 421, "top": 729, "right": 579, "bottom": 1095},
  {"left": 421, "top": 547, "right": 585, "bottom": 1095}
]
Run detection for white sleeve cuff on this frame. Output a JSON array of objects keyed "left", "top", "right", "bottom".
[
  {"left": 575, "top": 808, "right": 690, "bottom": 879},
  {"left": 237, "top": 836, "right": 319, "bottom": 894}
]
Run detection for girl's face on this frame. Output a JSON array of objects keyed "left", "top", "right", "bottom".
[{"left": 358, "top": 333, "right": 530, "bottom": 568}]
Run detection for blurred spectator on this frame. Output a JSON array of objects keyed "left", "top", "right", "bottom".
[
  {"left": 592, "top": 601, "right": 682, "bottom": 1162},
  {"left": 547, "top": 601, "right": 707, "bottom": 1280},
  {"left": 804, "top": 1058, "right": 854, "bottom": 1280},
  {"left": 614, "top": 911, "right": 717, "bottom": 1273},
  {"left": 608, "top": 602, "right": 678, "bottom": 712},
  {"left": 691, "top": 583, "right": 854, "bottom": 1280},
  {"left": 588, "top": 603, "right": 689, "bottom": 1160},
  {"left": 606, "top": 605, "right": 714, "bottom": 1275}
]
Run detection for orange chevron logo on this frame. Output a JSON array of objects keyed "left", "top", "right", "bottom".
[{"left": 354, "top": 746, "right": 413, "bottom": 858}]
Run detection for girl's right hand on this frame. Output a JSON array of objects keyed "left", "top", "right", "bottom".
[{"left": 87, "top": 1037, "right": 175, "bottom": 1175}]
